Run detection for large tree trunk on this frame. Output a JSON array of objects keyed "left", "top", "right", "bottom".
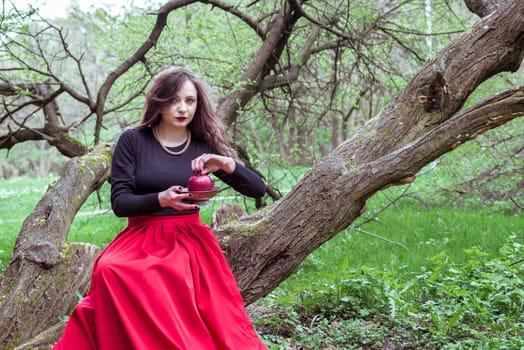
[
  {"left": 225, "top": 1, "right": 524, "bottom": 303},
  {"left": 0, "top": 145, "right": 112, "bottom": 349},
  {"left": 0, "top": 0, "right": 523, "bottom": 349},
  {"left": 225, "top": 85, "right": 524, "bottom": 303}
]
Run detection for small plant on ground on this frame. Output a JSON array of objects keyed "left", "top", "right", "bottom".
[{"left": 256, "top": 236, "right": 524, "bottom": 349}]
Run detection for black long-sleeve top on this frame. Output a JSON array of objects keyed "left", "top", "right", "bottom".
[{"left": 110, "top": 128, "right": 266, "bottom": 217}]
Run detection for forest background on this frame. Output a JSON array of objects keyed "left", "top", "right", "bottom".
[{"left": 0, "top": 0, "right": 523, "bottom": 349}]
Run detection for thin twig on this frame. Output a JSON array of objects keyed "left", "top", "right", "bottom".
[
  {"left": 509, "top": 258, "right": 524, "bottom": 267},
  {"left": 350, "top": 227, "right": 407, "bottom": 249}
]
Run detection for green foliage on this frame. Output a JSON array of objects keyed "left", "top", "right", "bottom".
[
  {"left": 257, "top": 237, "right": 524, "bottom": 349},
  {"left": 2, "top": 0, "right": 522, "bottom": 178},
  {"left": 1, "top": 1, "right": 524, "bottom": 347},
  {"left": 415, "top": 120, "right": 524, "bottom": 213},
  {"left": 249, "top": 147, "right": 524, "bottom": 347}
]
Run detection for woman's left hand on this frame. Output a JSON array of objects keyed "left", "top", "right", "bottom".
[{"left": 192, "top": 153, "right": 236, "bottom": 174}]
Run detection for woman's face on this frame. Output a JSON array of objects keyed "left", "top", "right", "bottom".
[{"left": 160, "top": 80, "right": 198, "bottom": 129}]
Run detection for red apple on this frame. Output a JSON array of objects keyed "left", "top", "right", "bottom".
[{"left": 187, "top": 174, "right": 214, "bottom": 192}]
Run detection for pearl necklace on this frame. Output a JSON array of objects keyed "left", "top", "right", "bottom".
[{"left": 153, "top": 126, "right": 191, "bottom": 156}]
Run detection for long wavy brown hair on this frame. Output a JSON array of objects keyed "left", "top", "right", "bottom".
[{"left": 137, "top": 67, "right": 237, "bottom": 158}]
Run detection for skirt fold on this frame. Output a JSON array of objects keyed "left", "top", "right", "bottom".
[{"left": 53, "top": 213, "right": 266, "bottom": 350}]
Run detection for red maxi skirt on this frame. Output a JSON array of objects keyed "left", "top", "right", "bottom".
[{"left": 53, "top": 213, "right": 267, "bottom": 350}]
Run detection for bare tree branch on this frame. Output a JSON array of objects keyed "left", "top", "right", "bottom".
[{"left": 203, "top": 0, "right": 266, "bottom": 39}]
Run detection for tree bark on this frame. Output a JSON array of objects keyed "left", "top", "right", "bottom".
[
  {"left": 0, "top": 144, "right": 112, "bottom": 348},
  {"left": 465, "top": 0, "right": 506, "bottom": 17},
  {"left": 223, "top": 86, "right": 524, "bottom": 304},
  {"left": 223, "top": 0, "right": 524, "bottom": 302}
]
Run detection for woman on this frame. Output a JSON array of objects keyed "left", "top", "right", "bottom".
[{"left": 53, "top": 67, "right": 268, "bottom": 349}]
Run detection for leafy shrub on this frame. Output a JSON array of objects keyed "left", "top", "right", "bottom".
[{"left": 257, "top": 236, "right": 524, "bottom": 349}]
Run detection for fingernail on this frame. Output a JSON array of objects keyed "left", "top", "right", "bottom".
[{"left": 194, "top": 205, "right": 199, "bottom": 209}]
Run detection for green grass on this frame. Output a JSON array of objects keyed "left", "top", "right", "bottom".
[
  {"left": 257, "top": 231, "right": 524, "bottom": 349},
  {"left": 264, "top": 197, "right": 524, "bottom": 311},
  {"left": 253, "top": 150, "right": 523, "bottom": 348},
  {"left": 347, "top": 204, "right": 524, "bottom": 276},
  {"left": 0, "top": 176, "right": 58, "bottom": 271},
  {"left": 67, "top": 180, "right": 132, "bottom": 249},
  {"left": 1, "top": 161, "right": 523, "bottom": 349}
]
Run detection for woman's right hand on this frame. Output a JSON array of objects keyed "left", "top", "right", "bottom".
[{"left": 158, "top": 185, "right": 199, "bottom": 211}]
